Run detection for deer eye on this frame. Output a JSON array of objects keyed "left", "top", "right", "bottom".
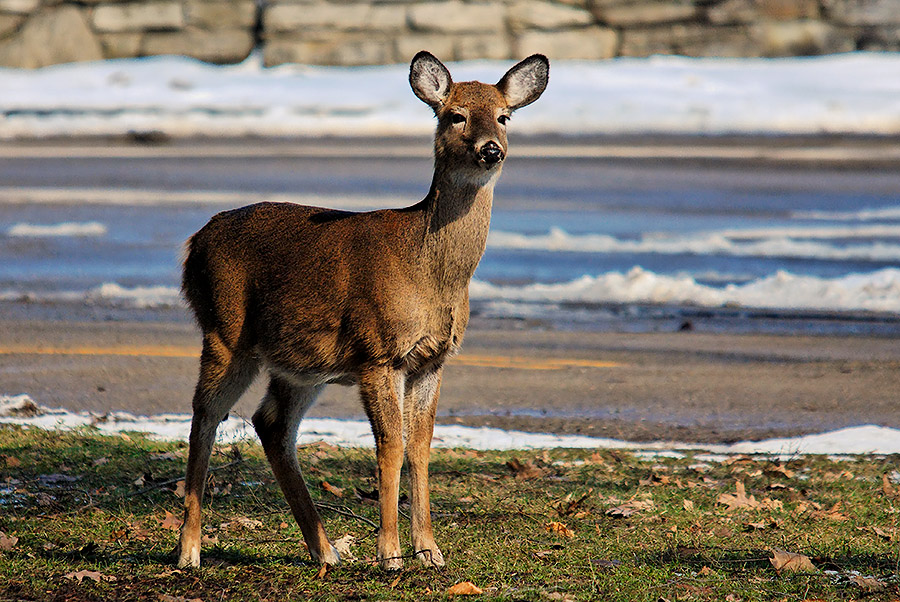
[
  {"left": 450, "top": 113, "right": 466, "bottom": 124},
  {"left": 498, "top": 114, "right": 510, "bottom": 125}
]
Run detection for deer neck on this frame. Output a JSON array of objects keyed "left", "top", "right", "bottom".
[{"left": 418, "top": 163, "right": 498, "bottom": 294}]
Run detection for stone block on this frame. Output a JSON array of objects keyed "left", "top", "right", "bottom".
[
  {"left": 516, "top": 25, "right": 617, "bottom": 59},
  {"left": 825, "top": 0, "right": 900, "bottom": 25},
  {"left": 591, "top": 1, "right": 697, "bottom": 26},
  {"left": 856, "top": 25, "right": 900, "bottom": 50},
  {"left": 752, "top": 19, "right": 855, "bottom": 55},
  {"left": 264, "top": 2, "right": 405, "bottom": 32},
  {"left": 0, "top": 5, "right": 103, "bottom": 67},
  {"left": 186, "top": 0, "right": 257, "bottom": 29},
  {"left": 98, "top": 32, "right": 142, "bottom": 58},
  {"left": 0, "top": 13, "right": 24, "bottom": 38},
  {"left": 408, "top": 2, "right": 506, "bottom": 34},
  {"left": 508, "top": 1, "right": 594, "bottom": 31},
  {"left": 620, "top": 23, "right": 757, "bottom": 56},
  {"left": 91, "top": 2, "right": 184, "bottom": 33},
  {"left": 0, "top": 0, "right": 38, "bottom": 15},
  {"left": 708, "top": 0, "right": 819, "bottom": 25},
  {"left": 142, "top": 27, "right": 254, "bottom": 62},
  {"left": 453, "top": 33, "right": 511, "bottom": 60},
  {"left": 265, "top": 33, "right": 396, "bottom": 65},
  {"left": 395, "top": 33, "right": 455, "bottom": 62}
]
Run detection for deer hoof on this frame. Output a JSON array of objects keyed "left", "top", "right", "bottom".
[
  {"left": 175, "top": 542, "right": 200, "bottom": 569},
  {"left": 313, "top": 544, "right": 342, "bottom": 567},
  {"left": 380, "top": 556, "right": 404, "bottom": 571},
  {"left": 415, "top": 546, "right": 445, "bottom": 568}
]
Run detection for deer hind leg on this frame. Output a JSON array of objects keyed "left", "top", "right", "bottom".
[
  {"left": 252, "top": 375, "right": 340, "bottom": 566},
  {"left": 405, "top": 367, "right": 445, "bottom": 567},
  {"left": 177, "top": 335, "right": 258, "bottom": 568},
  {"left": 359, "top": 366, "right": 406, "bottom": 570}
]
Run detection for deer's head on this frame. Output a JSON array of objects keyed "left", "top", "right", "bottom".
[{"left": 410, "top": 51, "right": 549, "bottom": 180}]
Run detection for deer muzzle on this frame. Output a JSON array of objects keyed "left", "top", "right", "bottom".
[{"left": 478, "top": 141, "right": 504, "bottom": 166}]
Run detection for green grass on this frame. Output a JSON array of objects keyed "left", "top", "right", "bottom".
[{"left": 2, "top": 424, "right": 900, "bottom": 601}]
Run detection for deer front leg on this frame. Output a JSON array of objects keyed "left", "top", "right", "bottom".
[
  {"left": 359, "top": 366, "right": 405, "bottom": 570},
  {"left": 252, "top": 377, "right": 340, "bottom": 567},
  {"left": 405, "top": 367, "right": 445, "bottom": 567}
]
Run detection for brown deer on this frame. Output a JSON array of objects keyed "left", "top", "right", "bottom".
[{"left": 175, "top": 51, "right": 549, "bottom": 571}]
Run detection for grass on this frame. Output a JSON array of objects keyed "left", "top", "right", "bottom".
[{"left": 1, "top": 424, "right": 900, "bottom": 601}]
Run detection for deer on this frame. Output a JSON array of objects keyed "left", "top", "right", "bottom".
[{"left": 175, "top": 51, "right": 549, "bottom": 571}]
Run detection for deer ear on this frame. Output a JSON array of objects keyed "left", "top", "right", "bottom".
[
  {"left": 496, "top": 54, "right": 549, "bottom": 111},
  {"left": 410, "top": 51, "right": 453, "bottom": 110}
]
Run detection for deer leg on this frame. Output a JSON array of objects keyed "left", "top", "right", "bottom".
[
  {"left": 252, "top": 376, "right": 340, "bottom": 566},
  {"left": 359, "top": 366, "right": 405, "bottom": 570},
  {"left": 405, "top": 367, "right": 445, "bottom": 567},
  {"left": 177, "top": 337, "right": 257, "bottom": 568}
]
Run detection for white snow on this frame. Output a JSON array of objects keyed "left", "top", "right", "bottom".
[
  {"left": 2, "top": 52, "right": 900, "bottom": 138},
  {"left": 471, "top": 267, "right": 900, "bottom": 313},
  {"left": 1, "top": 394, "right": 898, "bottom": 456},
  {"left": 7, "top": 222, "right": 108, "bottom": 237}
]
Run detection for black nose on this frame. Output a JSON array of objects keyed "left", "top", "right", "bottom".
[{"left": 479, "top": 142, "right": 504, "bottom": 165}]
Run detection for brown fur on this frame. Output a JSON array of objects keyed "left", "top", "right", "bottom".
[{"left": 176, "top": 51, "right": 548, "bottom": 571}]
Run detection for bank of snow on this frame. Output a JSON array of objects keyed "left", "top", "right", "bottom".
[
  {"left": 2, "top": 52, "right": 900, "bottom": 138},
  {"left": 2, "top": 394, "right": 898, "bottom": 456}
]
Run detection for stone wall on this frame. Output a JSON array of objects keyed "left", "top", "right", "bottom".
[{"left": 0, "top": 0, "right": 897, "bottom": 68}]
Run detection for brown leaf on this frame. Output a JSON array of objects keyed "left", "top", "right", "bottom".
[
  {"left": 201, "top": 535, "right": 218, "bottom": 545},
  {"left": 0, "top": 532, "right": 18, "bottom": 551},
  {"left": 159, "top": 511, "right": 182, "bottom": 531},
  {"left": 882, "top": 474, "right": 898, "bottom": 498},
  {"left": 606, "top": 499, "right": 655, "bottom": 518},
  {"left": 2, "top": 455, "right": 21, "bottom": 468},
  {"left": 447, "top": 581, "right": 483, "bottom": 595},
  {"left": 545, "top": 521, "right": 574, "bottom": 538},
  {"left": 506, "top": 457, "right": 546, "bottom": 480},
  {"left": 872, "top": 526, "right": 894, "bottom": 540},
  {"left": 173, "top": 480, "right": 185, "bottom": 498},
  {"left": 769, "top": 549, "right": 816, "bottom": 574},
  {"left": 765, "top": 464, "right": 794, "bottom": 479},
  {"left": 321, "top": 481, "right": 344, "bottom": 498},
  {"left": 92, "top": 457, "right": 109, "bottom": 467},
  {"left": 220, "top": 516, "right": 262, "bottom": 531},
  {"left": 717, "top": 481, "right": 758, "bottom": 511},
  {"left": 850, "top": 575, "right": 886, "bottom": 591},
  {"left": 64, "top": 570, "right": 116, "bottom": 583},
  {"left": 333, "top": 534, "right": 357, "bottom": 562},
  {"left": 158, "top": 596, "right": 202, "bottom": 602},
  {"left": 682, "top": 499, "right": 695, "bottom": 512},
  {"left": 697, "top": 565, "right": 713, "bottom": 576}
]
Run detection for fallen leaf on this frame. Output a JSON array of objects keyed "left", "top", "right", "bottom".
[
  {"left": 321, "top": 481, "right": 344, "bottom": 498},
  {"left": 173, "top": 480, "right": 185, "bottom": 498},
  {"left": 0, "top": 532, "right": 18, "bottom": 551},
  {"left": 201, "top": 534, "right": 218, "bottom": 545},
  {"left": 769, "top": 549, "right": 816, "bottom": 574},
  {"left": 545, "top": 521, "right": 574, "bottom": 538},
  {"left": 606, "top": 499, "right": 654, "bottom": 518},
  {"left": 158, "top": 596, "right": 202, "bottom": 602},
  {"left": 882, "top": 474, "right": 898, "bottom": 498},
  {"left": 315, "top": 565, "right": 328, "bottom": 579},
  {"left": 220, "top": 516, "right": 263, "bottom": 531},
  {"left": 506, "top": 457, "right": 546, "bottom": 480},
  {"left": 717, "top": 481, "right": 758, "bottom": 511},
  {"left": 872, "top": 526, "right": 894, "bottom": 540},
  {"left": 765, "top": 464, "right": 795, "bottom": 479},
  {"left": 850, "top": 575, "right": 886, "bottom": 591},
  {"left": 698, "top": 565, "right": 713, "bottom": 576},
  {"left": 92, "top": 457, "right": 109, "bottom": 467},
  {"left": 389, "top": 576, "right": 401, "bottom": 588},
  {"left": 682, "top": 499, "right": 695, "bottom": 512},
  {"left": 333, "top": 534, "right": 357, "bottom": 562},
  {"left": 2, "top": 456, "right": 21, "bottom": 468},
  {"left": 64, "top": 570, "right": 116, "bottom": 583},
  {"left": 159, "top": 511, "right": 182, "bottom": 531},
  {"left": 447, "top": 581, "right": 483, "bottom": 595}
]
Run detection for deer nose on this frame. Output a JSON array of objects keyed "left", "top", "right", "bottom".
[{"left": 479, "top": 141, "right": 504, "bottom": 165}]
